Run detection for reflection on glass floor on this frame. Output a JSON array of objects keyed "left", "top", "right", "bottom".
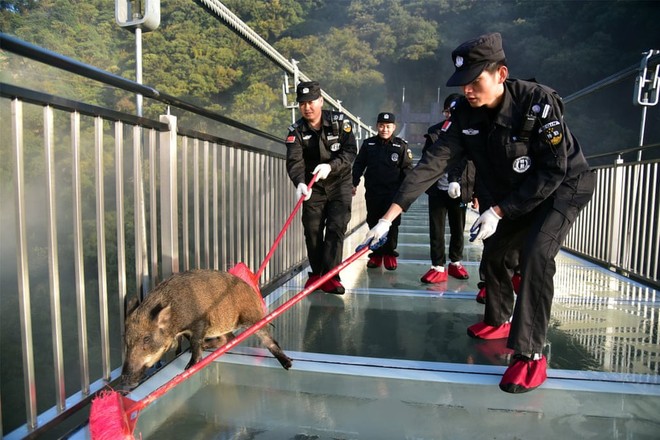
[{"left": 126, "top": 200, "right": 659, "bottom": 439}]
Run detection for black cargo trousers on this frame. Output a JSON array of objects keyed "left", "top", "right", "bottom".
[
  {"left": 427, "top": 185, "right": 466, "bottom": 266},
  {"left": 481, "top": 170, "right": 596, "bottom": 355},
  {"left": 365, "top": 193, "right": 401, "bottom": 256},
  {"left": 302, "top": 178, "right": 353, "bottom": 278}
]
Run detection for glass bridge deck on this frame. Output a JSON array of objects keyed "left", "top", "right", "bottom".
[{"left": 81, "top": 200, "right": 660, "bottom": 439}]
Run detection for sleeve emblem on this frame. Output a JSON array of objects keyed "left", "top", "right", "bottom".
[{"left": 540, "top": 120, "right": 563, "bottom": 146}]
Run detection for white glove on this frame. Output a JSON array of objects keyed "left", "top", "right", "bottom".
[
  {"left": 295, "top": 182, "right": 312, "bottom": 201},
  {"left": 470, "top": 207, "right": 502, "bottom": 241},
  {"left": 448, "top": 182, "right": 461, "bottom": 199},
  {"left": 359, "top": 218, "right": 391, "bottom": 250},
  {"left": 313, "top": 163, "right": 331, "bottom": 180}
]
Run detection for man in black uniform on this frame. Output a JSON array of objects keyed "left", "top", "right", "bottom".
[
  {"left": 352, "top": 112, "right": 413, "bottom": 270},
  {"left": 421, "top": 94, "right": 476, "bottom": 283},
  {"left": 362, "top": 33, "right": 595, "bottom": 393},
  {"left": 286, "top": 81, "right": 357, "bottom": 294}
]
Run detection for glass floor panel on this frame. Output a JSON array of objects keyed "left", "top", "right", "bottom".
[
  {"left": 78, "top": 199, "right": 660, "bottom": 439},
  {"left": 134, "top": 357, "right": 660, "bottom": 440}
]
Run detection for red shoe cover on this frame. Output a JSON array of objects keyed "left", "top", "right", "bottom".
[
  {"left": 448, "top": 263, "right": 469, "bottom": 279},
  {"left": 475, "top": 286, "right": 486, "bottom": 304},
  {"left": 367, "top": 255, "right": 383, "bottom": 268},
  {"left": 511, "top": 273, "right": 522, "bottom": 295},
  {"left": 304, "top": 274, "right": 320, "bottom": 290},
  {"left": 499, "top": 355, "right": 547, "bottom": 393},
  {"left": 467, "top": 321, "right": 511, "bottom": 339},
  {"left": 321, "top": 278, "right": 345, "bottom": 295},
  {"left": 421, "top": 268, "right": 447, "bottom": 283},
  {"left": 383, "top": 255, "right": 398, "bottom": 270}
]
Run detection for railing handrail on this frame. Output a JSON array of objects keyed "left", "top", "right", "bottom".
[
  {"left": 585, "top": 142, "right": 660, "bottom": 162},
  {"left": 563, "top": 51, "right": 660, "bottom": 104},
  {"left": 196, "top": 0, "right": 377, "bottom": 137},
  {"left": 0, "top": 32, "right": 282, "bottom": 144},
  {"left": 0, "top": 82, "right": 286, "bottom": 159}
]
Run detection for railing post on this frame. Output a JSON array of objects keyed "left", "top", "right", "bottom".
[
  {"left": 608, "top": 156, "right": 625, "bottom": 268},
  {"left": 160, "top": 113, "right": 179, "bottom": 278}
]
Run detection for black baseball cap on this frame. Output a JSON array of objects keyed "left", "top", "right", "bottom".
[
  {"left": 296, "top": 81, "right": 321, "bottom": 102},
  {"left": 446, "top": 32, "right": 506, "bottom": 87},
  {"left": 443, "top": 93, "right": 463, "bottom": 111},
  {"left": 377, "top": 112, "right": 396, "bottom": 123}
]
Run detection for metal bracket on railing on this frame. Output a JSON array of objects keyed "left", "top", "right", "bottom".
[
  {"left": 634, "top": 49, "right": 660, "bottom": 107},
  {"left": 633, "top": 49, "right": 659, "bottom": 161},
  {"left": 282, "top": 59, "right": 300, "bottom": 123}
]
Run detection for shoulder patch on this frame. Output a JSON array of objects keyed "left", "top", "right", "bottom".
[
  {"left": 539, "top": 120, "right": 563, "bottom": 145},
  {"left": 286, "top": 135, "right": 296, "bottom": 143},
  {"left": 343, "top": 120, "right": 352, "bottom": 133}
]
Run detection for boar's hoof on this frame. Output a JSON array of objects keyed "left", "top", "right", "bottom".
[
  {"left": 279, "top": 355, "right": 293, "bottom": 370},
  {"left": 185, "top": 358, "right": 200, "bottom": 370}
]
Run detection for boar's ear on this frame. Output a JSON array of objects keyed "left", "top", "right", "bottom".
[
  {"left": 125, "top": 296, "right": 140, "bottom": 317},
  {"left": 155, "top": 305, "right": 172, "bottom": 330}
]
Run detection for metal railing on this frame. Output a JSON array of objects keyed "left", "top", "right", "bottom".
[
  {"left": 0, "top": 33, "right": 367, "bottom": 439},
  {"left": 564, "top": 155, "right": 659, "bottom": 286},
  {"left": 561, "top": 49, "right": 659, "bottom": 286}
]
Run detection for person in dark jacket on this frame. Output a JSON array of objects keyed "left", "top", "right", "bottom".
[
  {"left": 286, "top": 81, "right": 357, "bottom": 295},
  {"left": 421, "top": 94, "right": 476, "bottom": 283},
  {"left": 361, "top": 33, "right": 595, "bottom": 393},
  {"left": 352, "top": 112, "right": 413, "bottom": 270}
]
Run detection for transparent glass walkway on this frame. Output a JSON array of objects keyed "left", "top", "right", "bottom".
[{"left": 84, "top": 199, "right": 660, "bottom": 439}]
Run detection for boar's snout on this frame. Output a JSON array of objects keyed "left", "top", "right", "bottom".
[{"left": 119, "top": 361, "right": 147, "bottom": 390}]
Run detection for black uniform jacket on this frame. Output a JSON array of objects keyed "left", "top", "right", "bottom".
[
  {"left": 423, "top": 123, "right": 476, "bottom": 205},
  {"left": 352, "top": 135, "right": 413, "bottom": 198},
  {"left": 393, "top": 79, "right": 590, "bottom": 219},
  {"left": 286, "top": 110, "right": 357, "bottom": 190}
]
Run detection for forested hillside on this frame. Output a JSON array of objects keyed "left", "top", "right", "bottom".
[{"left": 2, "top": 0, "right": 659, "bottom": 154}]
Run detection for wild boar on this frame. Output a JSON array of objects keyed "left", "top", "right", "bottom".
[{"left": 120, "top": 269, "right": 292, "bottom": 388}]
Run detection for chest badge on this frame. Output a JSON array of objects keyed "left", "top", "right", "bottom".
[
  {"left": 330, "top": 142, "right": 341, "bottom": 152},
  {"left": 391, "top": 153, "right": 399, "bottom": 162},
  {"left": 513, "top": 156, "right": 532, "bottom": 173}
]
